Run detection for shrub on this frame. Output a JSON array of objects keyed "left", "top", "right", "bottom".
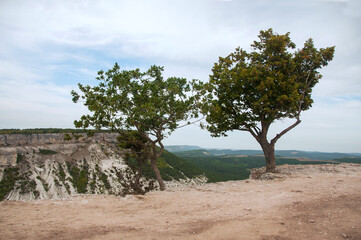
[
  {"left": 16, "top": 154, "right": 24, "bottom": 164},
  {"left": 39, "top": 149, "right": 57, "bottom": 155},
  {"left": 0, "top": 167, "right": 20, "bottom": 200}
]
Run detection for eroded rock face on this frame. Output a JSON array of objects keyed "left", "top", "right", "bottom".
[
  {"left": 0, "top": 133, "right": 207, "bottom": 201},
  {"left": 0, "top": 133, "right": 154, "bottom": 201},
  {"left": 0, "top": 133, "right": 119, "bottom": 147}
]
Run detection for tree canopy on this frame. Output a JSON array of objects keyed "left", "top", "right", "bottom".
[
  {"left": 199, "top": 28, "right": 335, "bottom": 172},
  {"left": 71, "top": 64, "right": 197, "bottom": 190}
]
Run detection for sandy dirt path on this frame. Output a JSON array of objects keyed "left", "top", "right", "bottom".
[{"left": 1, "top": 164, "right": 360, "bottom": 240}]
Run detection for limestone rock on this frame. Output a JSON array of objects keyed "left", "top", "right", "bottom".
[{"left": 0, "top": 133, "right": 206, "bottom": 201}]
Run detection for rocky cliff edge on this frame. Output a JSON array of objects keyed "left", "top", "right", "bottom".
[{"left": 0, "top": 133, "right": 206, "bottom": 201}]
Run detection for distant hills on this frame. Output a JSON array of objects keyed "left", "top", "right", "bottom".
[
  {"left": 164, "top": 145, "right": 203, "bottom": 152},
  {"left": 165, "top": 145, "right": 361, "bottom": 160},
  {"left": 165, "top": 145, "right": 361, "bottom": 182}
]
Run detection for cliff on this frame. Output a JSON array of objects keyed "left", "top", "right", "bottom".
[
  {"left": 0, "top": 133, "right": 206, "bottom": 201},
  {"left": 0, "top": 132, "right": 119, "bottom": 147}
]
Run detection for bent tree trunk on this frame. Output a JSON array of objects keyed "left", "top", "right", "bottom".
[
  {"left": 260, "top": 141, "right": 276, "bottom": 173},
  {"left": 150, "top": 158, "right": 165, "bottom": 191},
  {"left": 250, "top": 119, "right": 301, "bottom": 173}
]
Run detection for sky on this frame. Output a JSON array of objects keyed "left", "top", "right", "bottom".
[{"left": 0, "top": 0, "right": 360, "bottom": 153}]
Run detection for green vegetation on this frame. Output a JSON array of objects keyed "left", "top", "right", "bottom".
[
  {"left": 181, "top": 156, "right": 253, "bottom": 182},
  {"left": 165, "top": 145, "right": 202, "bottom": 152},
  {"left": 72, "top": 64, "right": 198, "bottom": 191},
  {"left": 0, "top": 167, "right": 37, "bottom": 200},
  {"left": 171, "top": 146, "right": 361, "bottom": 161},
  {"left": 197, "top": 28, "right": 335, "bottom": 172},
  {"left": 124, "top": 150, "right": 204, "bottom": 182},
  {"left": 158, "top": 150, "right": 203, "bottom": 180},
  {"left": 39, "top": 149, "right": 57, "bottom": 155},
  {"left": 68, "top": 163, "right": 89, "bottom": 193},
  {"left": 36, "top": 176, "right": 49, "bottom": 192},
  {"left": 57, "top": 163, "right": 66, "bottom": 182},
  {"left": 16, "top": 154, "right": 24, "bottom": 164},
  {"left": 174, "top": 149, "right": 214, "bottom": 158},
  {"left": 0, "top": 167, "right": 20, "bottom": 200},
  {"left": 99, "top": 172, "right": 111, "bottom": 190},
  {"left": 64, "top": 133, "right": 72, "bottom": 141},
  {"left": 56, "top": 163, "right": 71, "bottom": 194},
  {"left": 54, "top": 178, "right": 61, "bottom": 187},
  {"left": 174, "top": 151, "right": 339, "bottom": 182},
  {"left": 89, "top": 172, "right": 97, "bottom": 193},
  {"left": 95, "top": 164, "right": 111, "bottom": 190},
  {"left": 333, "top": 157, "right": 361, "bottom": 164},
  {"left": 18, "top": 171, "right": 35, "bottom": 194}
]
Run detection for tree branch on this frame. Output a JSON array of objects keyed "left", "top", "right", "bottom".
[
  {"left": 248, "top": 127, "right": 260, "bottom": 143},
  {"left": 271, "top": 68, "right": 313, "bottom": 145},
  {"left": 156, "top": 140, "right": 165, "bottom": 159},
  {"left": 297, "top": 69, "right": 313, "bottom": 120},
  {"left": 270, "top": 119, "right": 301, "bottom": 145},
  {"left": 176, "top": 117, "right": 205, "bottom": 129}
]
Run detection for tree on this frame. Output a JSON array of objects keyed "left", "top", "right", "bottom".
[
  {"left": 71, "top": 64, "right": 197, "bottom": 190},
  {"left": 199, "top": 29, "right": 335, "bottom": 172},
  {"left": 117, "top": 130, "right": 155, "bottom": 194}
]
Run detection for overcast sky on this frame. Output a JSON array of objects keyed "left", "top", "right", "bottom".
[{"left": 0, "top": 0, "right": 360, "bottom": 153}]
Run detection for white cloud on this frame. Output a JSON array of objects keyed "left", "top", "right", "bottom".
[
  {"left": 0, "top": 59, "right": 87, "bottom": 128},
  {"left": 0, "top": 0, "right": 360, "bottom": 152}
]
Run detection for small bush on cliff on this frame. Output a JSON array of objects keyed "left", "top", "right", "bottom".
[
  {"left": 39, "top": 149, "right": 57, "bottom": 155},
  {"left": 0, "top": 167, "right": 40, "bottom": 200},
  {"left": 57, "top": 163, "right": 66, "bottom": 182},
  {"left": 68, "top": 165, "right": 89, "bottom": 193},
  {"left": 0, "top": 167, "right": 20, "bottom": 200},
  {"left": 16, "top": 154, "right": 24, "bottom": 164}
]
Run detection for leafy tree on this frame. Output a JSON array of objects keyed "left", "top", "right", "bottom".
[
  {"left": 117, "top": 130, "right": 153, "bottom": 194},
  {"left": 71, "top": 64, "right": 197, "bottom": 190},
  {"left": 199, "top": 29, "right": 335, "bottom": 172}
]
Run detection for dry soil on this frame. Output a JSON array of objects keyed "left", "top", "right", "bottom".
[{"left": 1, "top": 164, "right": 360, "bottom": 240}]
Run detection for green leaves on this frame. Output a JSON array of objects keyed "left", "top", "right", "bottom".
[
  {"left": 72, "top": 64, "right": 199, "bottom": 189},
  {"left": 72, "top": 64, "right": 197, "bottom": 141},
  {"left": 200, "top": 28, "right": 335, "bottom": 138}
]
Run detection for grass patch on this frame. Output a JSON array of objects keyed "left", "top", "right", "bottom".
[
  {"left": 57, "top": 163, "right": 70, "bottom": 194},
  {"left": 39, "top": 149, "right": 57, "bottom": 155},
  {"left": 0, "top": 168, "right": 37, "bottom": 200},
  {"left": 16, "top": 154, "right": 24, "bottom": 164},
  {"left": 99, "top": 172, "right": 111, "bottom": 190},
  {"left": 0, "top": 167, "right": 20, "bottom": 200},
  {"left": 68, "top": 161, "right": 89, "bottom": 193}
]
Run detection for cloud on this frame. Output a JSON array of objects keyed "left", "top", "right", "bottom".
[
  {"left": 0, "top": 59, "right": 87, "bottom": 128},
  {"left": 0, "top": 0, "right": 360, "bottom": 151}
]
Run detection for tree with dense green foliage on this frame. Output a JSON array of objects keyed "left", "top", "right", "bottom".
[
  {"left": 116, "top": 130, "right": 154, "bottom": 193},
  {"left": 71, "top": 64, "right": 197, "bottom": 190},
  {"left": 198, "top": 29, "right": 335, "bottom": 172}
]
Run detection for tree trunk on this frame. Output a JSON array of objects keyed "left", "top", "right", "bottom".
[
  {"left": 250, "top": 120, "right": 301, "bottom": 173},
  {"left": 150, "top": 158, "right": 165, "bottom": 191},
  {"left": 260, "top": 141, "right": 276, "bottom": 173}
]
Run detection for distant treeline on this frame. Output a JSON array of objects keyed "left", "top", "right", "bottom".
[{"left": 0, "top": 128, "right": 112, "bottom": 135}]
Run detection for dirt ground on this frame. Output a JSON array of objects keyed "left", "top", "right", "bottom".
[{"left": 1, "top": 164, "right": 360, "bottom": 240}]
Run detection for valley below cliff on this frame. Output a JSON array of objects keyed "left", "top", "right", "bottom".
[{"left": 1, "top": 163, "right": 361, "bottom": 240}]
